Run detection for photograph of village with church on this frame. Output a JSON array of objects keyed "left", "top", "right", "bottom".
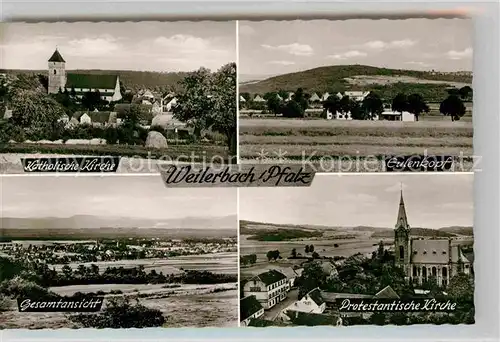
[
  {"left": 238, "top": 18, "right": 473, "bottom": 172},
  {"left": 0, "top": 21, "right": 237, "bottom": 173},
  {"left": 0, "top": 176, "right": 238, "bottom": 328},
  {"left": 239, "top": 174, "right": 474, "bottom": 327}
]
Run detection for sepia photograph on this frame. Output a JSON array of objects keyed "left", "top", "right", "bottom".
[
  {"left": 0, "top": 176, "right": 238, "bottom": 329},
  {"left": 239, "top": 174, "right": 474, "bottom": 327},
  {"left": 238, "top": 18, "right": 473, "bottom": 172},
  {"left": 0, "top": 21, "right": 237, "bottom": 173}
]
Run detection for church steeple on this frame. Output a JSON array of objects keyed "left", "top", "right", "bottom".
[
  {"left": 396, "top": 184, "right": 410, "bottom": 230},
  {"left": 48, "top": 48, "right": 65, "bottom": 63}
]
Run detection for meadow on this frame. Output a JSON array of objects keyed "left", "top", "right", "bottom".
[
  {"left": 239, "top": 118, "right": 473, "bottom": 172},
  {"left": 1, "top": 283, "right": 238, "bottom": 329},
  {"left": 48, "top": 252, "right": 238, "bottom": 275}
]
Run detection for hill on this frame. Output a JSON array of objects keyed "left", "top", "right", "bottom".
[
  {"left": 0, "top": 227, "right": 236, "bottom": 240},
  {"left": 371, "top": 227, "right": 460, "bottom": 239},
  {"left": 0, "top": 69, "right": 188, "bottom": 92},
  {"left": 439, "top": 226, "right": 474, "bottom": 236},
  {"left": 1, "top": 215, "right": 237, "bottom": 230},
  {"left": 239, "top": 65, "right": 472, "bottom": 101}
]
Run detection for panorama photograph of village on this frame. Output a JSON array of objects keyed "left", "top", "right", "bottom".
[
  {"left": 239, "top": 174, "right": 474, "bottom": 327},
  {"left": 0, "top": 176, "right": 238, "bottom": 328},
  {"left": 238, "top": 18, "right": 473, "bottom": 172},
  {"left": 0, "top": 21, "right": 237, "bottom": 173}
]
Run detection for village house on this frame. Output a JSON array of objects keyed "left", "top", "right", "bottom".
[
  {"left": 253, "top": 94, "right": 265, "bottom": 103},
  {"left": 394, "top": 188, "right": 472, "bottom": 287},
  {"left": 47, "top": 49, "right": 122, "bottom": 102},
  {"left": 271, "top": 267, "right": 303, "bottom": 290},
  {"left": 285, "top": 288, "right": 326, "bottom": 314},
  {"left": 243, "top": 269, "right": 288, "bottom": 309},
  {"left": 240, "top": 295, "right": 265, "bottom": 326}
]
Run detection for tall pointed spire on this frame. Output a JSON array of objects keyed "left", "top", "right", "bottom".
[
  {"left": 396, "top": 184, "right": 409, "bottom": 229},
  {"left": 48, "top": 48, "right": 65, "bottom": 63}
]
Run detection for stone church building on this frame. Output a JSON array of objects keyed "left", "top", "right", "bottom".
[
  {"left": 47, "top": 49, "right": 122, "bottom": 102},
  {"left": 394, "top": 189, "right": 472, "bottom": 287}
]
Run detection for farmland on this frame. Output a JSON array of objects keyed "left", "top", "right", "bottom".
[
  {"left": 239, "top": 221, "right": 474, "bottom": 279},
  {"left": 1, "top": 283, "right": 238, "bottom": 329},
  {"left": 239, "top": 118, "right": 473, "bottom": 172}
]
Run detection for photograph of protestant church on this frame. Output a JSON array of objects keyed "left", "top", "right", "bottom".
[
  {"left": 394, "top": 188, "right": 472, "bottom": 287},
  {"left": 47, "top": 48, "right": 122, "bottom": 102}
]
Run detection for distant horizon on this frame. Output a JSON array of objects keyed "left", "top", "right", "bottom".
[{"left": 240, "top": 219, "right": 472, "bottom": 231}]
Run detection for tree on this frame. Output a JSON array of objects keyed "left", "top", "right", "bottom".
[
  {"left": 292, "top": 88, "right": 309, "bottom": 112},
  {"left": 377, "top": 240, "right": 385, "bottom": 258},
  {"left": 305, "top": 245, "right": 310, "bottom": 254},
  {"left": 322, "top": 95, "right": 340, "bottom": 118},
  {"left": 440, "top": 95, "right": 466, "bottom": 121},
  {"left": 265, "top": 93, "right": 283, "bottom": 116},
  {"left": 290, "top": 248, "right": 297, "bottom": 258},
  {"left": 173, "top": 63, "right": 237, "bottom": 162},
  {"left": 311, "top": 252, "right": 320, "bottom": 259},
  {"left": 10, "top": 89, "right": 66, "bottom": 140},
  {"left": 458, "top": 86, "right": 473, "bottom": 101},
  {"left": 309, "top": 245, "right": 315, "bottom": 253},
  {"left": 392, "top": 93, "right": 409, "bottom": 115},
  {"left": 282, "top": 100, "right": 304, "bottom": 118},
  {"left": 298, "top": 261, "right": 327, "bottom": 299},
  {"left": 361, "top": 92, "right": 383, "bottom": 120},
  {"left": 406, "top": 93, "right": 429, "bottom": 121},
  {"left": 81, "top": 90, "right": 104, "bottom": 111}
]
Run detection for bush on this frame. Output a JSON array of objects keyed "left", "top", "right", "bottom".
[{"left": 70, "top": 297, "right": 166, "bottom": 328}]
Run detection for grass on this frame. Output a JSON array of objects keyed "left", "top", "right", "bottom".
[{"left": 239, "top": 118, "right": 473, "bottom": 165}]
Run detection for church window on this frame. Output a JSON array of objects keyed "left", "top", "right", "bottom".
[
  {"left": 422, "top": 267, "right": 427, "bottom": 279},
  {"left": 413, "top": 251, "right": 417, "bottom": 255},
  {"left": 412, "top": 266, "right": 417, "bottom": 276},
  {"left": 465, "top": 265, "right": 469, "bottom": 269},
  {"left": 442, "top": 251, "right": 447, "bottom": 254},
  {"left": 423, "top": 251, "right": 427, "bottom": 255},
  {"left": 442, "top": 267, "right": 447, "bottom": 277},
  {"left": 432, "top": 267, "right": 437, "bottom": 276},
  {"left": 54, "top": 70, "right": 57, "bottom": 75},
  {"left": 432, "top": 250, "right": 436, "bottom": 254},
  {"left": 399, "top": 246, "right": 404, "bottom": 259}
]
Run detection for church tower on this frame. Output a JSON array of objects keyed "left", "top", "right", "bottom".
[
  {"left": 48, "top": 48, "right": 66, "bottom": 94},
  {"left": 394, "top": 185, "right": 411, "bottom": 276}
]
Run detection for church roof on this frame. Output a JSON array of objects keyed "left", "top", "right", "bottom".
[
  {"left": 66, "top": 73, "right": 118, "bottom": 90},
  {"left": 48, "top": 49, "right": 65, "bottom": 63},
  {"left": 396, "top": 188, "right": 410, "bottom": 229},
  {"left": 411, "top": 239, "right": 450, "bottom": 264},
  {"left": 375, "top": 285, "right": 400, "bottom": 299}
]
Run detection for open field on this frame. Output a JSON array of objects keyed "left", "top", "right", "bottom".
[
  {"left": 239, "top": 118, "right": 473, "bottom": 171},
  {"left": 345, "top": 75, "right": 471, "bottom": 88},
  {"left": 48, "top": 252, "right": 237, "bottom": 275},
  {"left": 240, "top": 222, "right": 474, "bottom": 279},
  {"left": 1, "top": 283, "right": 238, "bottom": 329}
]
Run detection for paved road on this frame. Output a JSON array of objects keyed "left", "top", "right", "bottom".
[{"left": 262, "top": 288, "right": 299, "bottom": 321}]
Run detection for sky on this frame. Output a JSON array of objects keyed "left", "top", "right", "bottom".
[
  {"left": 1, "top": 176, "right": 237, "bottom": 221},
  {"left": 0, "top": 21, "right": 236, "bottom": 72},
  {"left": 239, "top": 18, "right": 473, "bottom": 76},
  {"left": 239, "top": 174, "right": 473, "bottom": 229}
]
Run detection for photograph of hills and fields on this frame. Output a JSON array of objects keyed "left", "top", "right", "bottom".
[
  {"left": 239, "top": 174, "right": 474, "bottom": 327},
  {"left": 238, "top": 18, "right": 473, "bottom": 172},
  {"left": 0, "top": 21, "right": 237, "bottom": 173},
  {"left": 0, "top": 176, "right": 238, "bottom": 328}
]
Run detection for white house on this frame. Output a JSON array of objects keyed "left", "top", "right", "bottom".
[
  {"left": 310, "top": 93, "right": 321, "bottom": 102},
  {"left": 272, "top": 267, "right": 302, "bottom": 290},
  {"left": 165, "top": 97, "right": 178, "bottom": 112},
  {"left": 345, "top": 91, "right": 370, "bottom": 101},
  {"left": 379, "top": 110, "right": 415, "bottom": 122},
  {"left": 243, "top": 269, "right": 288, "bottom": 310},
  {"left": 79, "top": 113, "right": 91, "bottom": 125},
  {"left": 239, "top": 95, "right": 246, "bottom": 102},
  {"left": 253, "top": 95, "right": 266, "bottom": 102},
  {"left": 286, "top": 288, "right": 326, "bottom": 314},
  {"left": 240, "top": 295, "right": 265, "bottom": 326}
]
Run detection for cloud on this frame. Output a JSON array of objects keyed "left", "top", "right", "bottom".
[
  {"left": 268, "top": 60, "right": 295, "bottom": 65},
  {"left": 404, "top": 61, "right": 432, "bottom": 67},
  {"left": 446, "top": 47, "right": 473, "bottom": 60},
  {"left": 362, "top": 39, "right": 417, "bottom": 50},
  {"left": 154, "top": 34, "right": 211, "bottom": 53},
  {"left": 65, "top": 35, "right": 121, "bottom": 57},
  {"left": 328, "top": 50, "right": 367, "bottom": 60},
  {"left": 261, "top": 43, "right": 314, "bottom": 56},
  {"left": 239, "top": 24, "right": 255, "bottom": 36}
]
